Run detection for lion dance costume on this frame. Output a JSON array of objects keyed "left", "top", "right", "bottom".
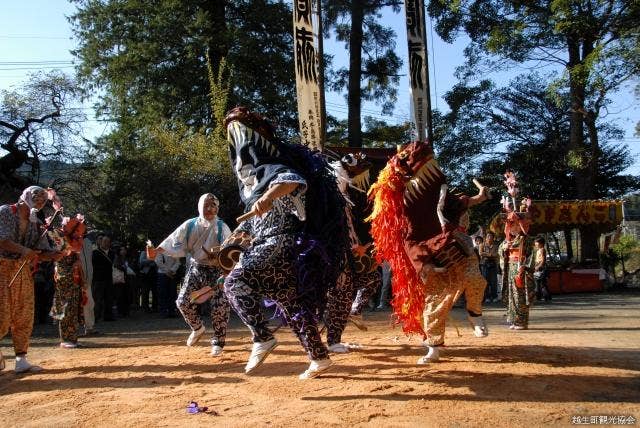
[
  {"left": 324, "top": 153, "right": 381, "bottom": 352},
  {"left": 367, "top": 141, "right": 489, "bottom": 364},
  {"left": 223, "top": 107, "right": 349, "bottom": 379}
]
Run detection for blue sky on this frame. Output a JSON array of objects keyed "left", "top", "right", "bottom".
[{"left": 2, "top": 0, "right": 638, "bottom": 176}]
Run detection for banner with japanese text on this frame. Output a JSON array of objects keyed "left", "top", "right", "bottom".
[
  {"left": 293, "top": 0, "right": 323, "bottom": 150},
  {"left": 404, "top": 0, "right": 431, "bottom": 141},
  {"left": 489, "top": 201, "right": 624, "bottom": 235}
]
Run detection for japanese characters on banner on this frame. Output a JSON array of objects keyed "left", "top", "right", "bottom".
[
  {"left": 404, "top": 0, "right": 432, "bottom": 142},
  {"left": 293, "top": 0, "right": 323, "bottom": 150},
  {"left": 527, "top": 201, "right": 622, "bottom": 226},
  {"left": 489, "top": 201, "right": 624, "bottom": 236}
]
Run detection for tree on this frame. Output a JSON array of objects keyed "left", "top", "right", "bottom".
[
  {"left": 70, "top": 0, "right": 297, "bottom": 133},
  {"left": 0, "top": 71, "right": 85, "bottom": 198},
  {"left": 361, "top": 116, "right": 412, "bottom": 147},
  {"left": 68, "top": 0, "right": 303, "bottom": 244},
  {"left": 436, "top": 73, "right": 640, "bottom": 236},
  {"left": 428, "top": 0, "right": 640, "bottom": 259},
  {"left": 73, "top": 120, "right": 239, "bottom": 247},
  {"left": 612, "top": 234, "right": 639, "bottom": 278},
  {"left": 323, "top": 0, "right": 403, "bottom": 147}
]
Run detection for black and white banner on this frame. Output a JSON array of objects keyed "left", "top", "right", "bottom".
[
  {"left": 293, "top": 0, "right": 323, "bottom": 150},
  {"left": 404, "top": 0, "right": 432, "bottom": 142}
]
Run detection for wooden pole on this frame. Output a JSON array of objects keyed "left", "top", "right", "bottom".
[{"left": 315, "top": 0, "right": 326, "bottom": 151}]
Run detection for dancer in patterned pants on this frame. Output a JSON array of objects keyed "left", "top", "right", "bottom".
[
  {"left": 50, "top": 214, "right": 88, "bottom": 349},
  {"left": 148, "top": 193, "right": 231, "bottom": 356},
  {"left": 0, "top": 186, "right": 61, "bottom": 373},
  {"left": 324, "top": 153, "right": 380, "bottom": 353},
  {"left": 350, "top": 270, "right": 382, "bottom": 316},
  {"left": 224, "top": 107, "right": 348, "bottom": 379},
  {"left": 176, "top": 262, "right": 228, "bottom": 348},
  {"left": 421, "top": 256, "right": 486, "bottom": 347},
  {"left": 224, "top": 176, "right": 330, "bottom": 375}
]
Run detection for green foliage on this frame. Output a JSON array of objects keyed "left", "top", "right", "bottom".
[
  {"left": 469, "top": 73, "right": 639, "bottom": 199},
  {"left": 76, "top": 122, "right": 239, "bottom": 248},
  {"left": 428, "top": 1, "right": 640, "bottom": 242},
  {"left": 361, "top": 117, "right": 412, "bottom": 148},
  {"left": 68, "top": 0, "right": 302, "bottom": 245},
  {"left": 207, "top": 55, "right": 231, "bottom": 142},
  {"left": 70, "top": 0, "right": 297, "bottom": 131},
  {"left": 612, "top": 234, "right": 639, "bottom": 264},
  {"left": 432, "top": 70, "right": 639, "bottom": 230},
  {"left": 325, "top": 116, "right": 411, "bottom": 148},
  {"left": 566, "top": 148, "right": 588, "bottom": 170}
]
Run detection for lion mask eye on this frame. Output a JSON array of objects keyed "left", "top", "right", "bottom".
[{"left": 342, "top": 154, "right": 357, "bottom": 167}]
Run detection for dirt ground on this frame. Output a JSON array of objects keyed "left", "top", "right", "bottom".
[{"left": 1, "top": 291, "right": 639, "bottom": 427}]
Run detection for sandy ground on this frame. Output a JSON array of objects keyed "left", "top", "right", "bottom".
[{"left": 1, "top": 291, "right": 639, "bottom": 427}]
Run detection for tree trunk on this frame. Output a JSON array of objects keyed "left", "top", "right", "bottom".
[
  {"left": 579, "top": 110, "right": 601, "bottom": 260},
  {"left": 566, "top": 35, "right": 590, "bottom": 199},
  {"left": 563, "top": 229, "right": 574, "bottom": 262},
  {"left": 204, "top": 0, "right": 228, "bottom": 79},
  {"left": 567, "top": 33, "right": 601, "bottom": 261},
  {"left": 347, "top": 0, "right": 364, "bottom": 148},
  {"left": 579, "top": 227, "right": 600, "bottom": 262}
]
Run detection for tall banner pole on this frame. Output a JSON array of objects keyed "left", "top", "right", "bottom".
[
  {"left": 404, "top": 0, "right": 433, "bottom": 142},
  {"left": 315, "top": 0, "right": 326, "bottom": 148},
  {"left": 293, "top": 0, "right": 325, "bottom": 151}
]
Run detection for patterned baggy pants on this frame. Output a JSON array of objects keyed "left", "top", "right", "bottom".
[
  {"left": 52, "top": 280, "right": 84, "bottom": 344},
  {"left": 506, "top": 263, "right": 535, "bottom": 328},
  {"left": 422, "top": 256, "right": 486, "bottom": 346},
  {"left": 176, "top": 263, "right": 229, "bottom": 347},
  {"left": 325, "top": 268, "right": 380, "bottom": 346},
  {"left": 0, "top": 258, "right": 35, "bottom": 355},
  {"left": 224, "top": 235, "right": 328, "bottom": 361}
]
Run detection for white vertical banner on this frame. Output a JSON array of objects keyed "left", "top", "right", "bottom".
[
  {"left": 404, "top": 0, "right": 431, "bottom": 142},
  {"left": 293, "top": 0, "right": 323, "bottom": 150}
]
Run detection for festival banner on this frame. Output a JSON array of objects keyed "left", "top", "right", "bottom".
[
  {"left": 489, "top": 201, "right": 624, "bottom": 235},
  {"left": 293, "top": 0, "right": 323, "bottom": 150},
  {"left": 404, "top": 0, "right": 432, "bottom": 142}
]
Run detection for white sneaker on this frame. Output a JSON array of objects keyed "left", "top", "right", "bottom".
[
  {"left": 299, "top": 358, "right": 333, "bottom": 379},
  {"left": 15, "top": 356, "right": 43, "bottom": 374},
  {"left": 60, "top": 342, "right": 78, "bottom": 349},
  {"left": 210, "top": 345, "right": 223, "bottom": 357},
  {"left": 468, "top": 315, "right": 489, "bottom": 337},
  {"left": 245, "top": 338, "right": 278, "bottom": 374},
  {"left": 328, "top": 343, "right": 349, "bottom": 353},
  {"left": 186, "top": 326, "right": 206, "bottom": 346},
  {"left": 348, "top": 314, "right": 368, "bottom": 331},
  {"left": 417, "top": 346, "right": 440, "bottom": 364}
]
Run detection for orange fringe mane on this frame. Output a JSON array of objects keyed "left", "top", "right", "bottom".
[{"left": 367, "top": 166, "right": 426, "bottom": 336}]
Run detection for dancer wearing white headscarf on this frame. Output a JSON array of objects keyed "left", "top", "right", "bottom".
[
  {"left": 147, "top": 193, "right": 231, "bottom": 356},
  {"left": 0, "top": 186, "right": 62, "bottom": 373}
]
